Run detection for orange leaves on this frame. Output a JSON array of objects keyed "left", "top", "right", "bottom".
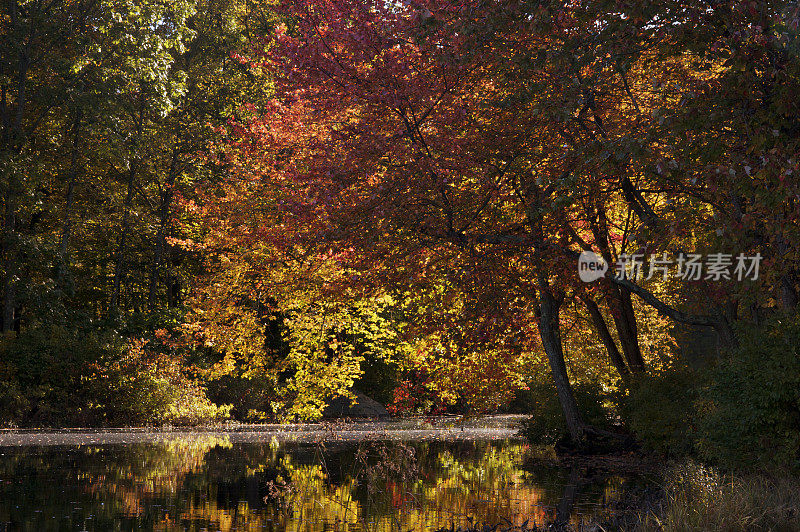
[{"left": 184, "top": 0, "right": 800, "bottom": 420}]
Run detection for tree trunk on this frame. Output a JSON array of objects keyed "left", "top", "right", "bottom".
[
  {"left": 1, "top": 168, "right": 18, "bottom": 335},
  {"left": 1, "top": 274, "right": 13, "bottom": 335},
  {"left": 1, "top": 4, "right": 27, "bottom": 334},
  {"left": 110, "top": 89, "right": 145, "bottom": 315},
  {"left": 110, "top": 170, "right": 136, "bottom": 314},
  {"left": 537, "top": 277, "right": 586, "bottom": 444},
  {"left": 608, "top": 286, "right": 646, "bottom": 373},
  {"left": 57, "top": 109, "right": 82, "bottom": 287},
  {"left": 167, "top": 270, "right": 180, "bottom": 307},
  {"left": 582, "top": 295, "right": 630, "bottom": 379},
  {"left": 608, "top": 273, "right": 740, "bottom": 349},
  {"left": 780, "top": 273, "right": 798, "bottom": 311},
  {"left": 147, "top": 147, "right": 179, "bottom": 309},
  {"left": 527, "top": 180, "right": 587, "bottom": 445},
  {"left": 712, "top": 309, "right": 738, "bottom": 352},
  {"left": 586, "top": 206, "right": 646, "bottom": 372}
]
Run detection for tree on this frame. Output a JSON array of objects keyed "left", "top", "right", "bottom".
[
  {"left": 208, "top": 0, "right": 800, "bottom": 441},
  {"left": 210, "top": 0, "right": 611, "bottom": 441}
]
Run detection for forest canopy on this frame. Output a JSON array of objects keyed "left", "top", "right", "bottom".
[{"left": 1, "top": 0, "right": 799, "bottom": 466}]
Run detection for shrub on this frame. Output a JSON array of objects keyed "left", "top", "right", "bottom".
[
  {"left": 0, "top": 320, "right": 229, "bottom": 427},
  {"left": 520, "top": 378, "right": 612, "bottom": 445},
  {"left": 618, "top": 366, "right": 700, "bottom": 457},
  {"left": 0, "top": 379, "right": 28, "bottom": 427},
  {"left": 695, "top": 315, "right": 800, "bottom": 470},
  {"left": 0, "top": 324, "right": 107, "bottom": 426},
  {"left": 615, "top": 315, "right": 800, "bottom": 469},
  {"left": 84, "top": 328, "right": 231, "bottom": 426}
]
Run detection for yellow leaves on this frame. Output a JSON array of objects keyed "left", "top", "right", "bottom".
[{"left": 186, "top": 227, "right": 411, "bottom": 420}]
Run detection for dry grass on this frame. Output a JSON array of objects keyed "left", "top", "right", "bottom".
[{"left": 631, "top": 460, "right": 800, "bottom": 531}]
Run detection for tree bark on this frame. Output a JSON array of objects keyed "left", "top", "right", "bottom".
[
  {"left": 110, "top": 172, "right": 136, "bottom": 314},
  {"left": 1, "top": 179, "right": 16, "bottom": 333},
  {"left": 147, "top": 147, "right": 179, "bottom": 309},
  {"left": 56, "top": 109, "right": 82, "bottom": 287},
  {"left": 582, "top": 295, "right": 630, "bottom": 379},
  {"left": 537, "top": 277, "right": 586, "bottom": 444},
  {"left": 611, "top": 286, "right": 646, "bottom": 372},
  {"left": 110, "top": 89, "right": 145, "bottom": 315},
  {"left": 1, "top": 2, "right": 27, "bottom": 333},
  {"left": 525, "top": 181, "right": 587, "bottom": 445},
  {"left": 1, "top": 272, "right": 13, "bottom": 334},
  {"left": 584, "top": 206, "right": 646, "bottom": 372},
  {"left": 780, "top": 273, "right": 798, "bottom": 311}
]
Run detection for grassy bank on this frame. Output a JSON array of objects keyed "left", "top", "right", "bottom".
[
  {"left": 628, "top": 460, "right": 800, "bottom": 532},
  {"left": 432, "top": 457, "right": 800, "bottom": 531}
]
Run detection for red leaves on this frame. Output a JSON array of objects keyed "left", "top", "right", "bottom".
[{"left": 186, "top": 0, "right": 800, "bottom": 417}]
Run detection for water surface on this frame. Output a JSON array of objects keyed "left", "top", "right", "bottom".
[{"left": 0, "top": 421, "right": 639, "bottom": 531}]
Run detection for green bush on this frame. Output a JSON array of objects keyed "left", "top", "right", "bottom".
[
  {"left": 86, "top": 365, "right": 230, "bottom": 426},
  {"left": 83, "top": 359, "right": 176, "bottom": 426},
  {"left": 618, "top": 366, "right": 699, "bottom": 457},
  {"left": 0, "top": 324, "right": 106, "bottom": 426},
  {"left": 0, "top": 380, "right": 29, "bottom": 427},
  {"left": 520, "top": 378, "right": 612, "bottom": 445},
  {"left": 615, "top": 315, "right": 800, "bottom": 469},
  {"left": 695, "top": 316, "right": 800, "bottom": 469},
  {"left": 0, "top": 320, "right": 229, "bottom": 427}
]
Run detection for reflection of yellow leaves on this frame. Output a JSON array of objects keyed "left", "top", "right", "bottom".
[{"left": 28, "top": 440, "right": 622, "bottom": 530}]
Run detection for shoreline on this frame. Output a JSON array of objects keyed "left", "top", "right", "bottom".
[{"left": 0, "top": 414, "right": 527, "bottom": 446}]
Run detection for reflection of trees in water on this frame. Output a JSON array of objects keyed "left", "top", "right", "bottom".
[
  {"left": 0, "top": 436, "right": 232, "bottom": 530},
  {"left": 554, "top": 465, "right": 581, "bottom": 527},
  {"left": 520, "top": 456, "right": 641, "bottom": 529},
  {"left": 0, "top": 438, "right": 633, "bottom": 531}
]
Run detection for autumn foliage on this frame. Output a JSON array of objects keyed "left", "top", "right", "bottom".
[
  {"left": 189, "top": 0, "right": 800, "bottom": 441},
  {"left": 1, "top": 0, "right": 799, "bottom": 455}
]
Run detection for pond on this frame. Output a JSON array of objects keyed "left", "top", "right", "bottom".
[{"left": 0, "top": 418, "right": 646, "bottom": 531}]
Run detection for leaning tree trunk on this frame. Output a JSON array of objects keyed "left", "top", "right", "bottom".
[
  {"left": 608, "top": 286, "right": 646, "bottom": 373},
  {"left": 582, "top": 295, "right": 630, "bottom": 379},
  {"left": 586, "top": 208, "right": 646, "bottom": 373},
  {"left": 526, "top": 179, "right": 587, "bottom": 445},
  {"left": 537, "top": 276, "right": 586, "bottom": 444}
]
